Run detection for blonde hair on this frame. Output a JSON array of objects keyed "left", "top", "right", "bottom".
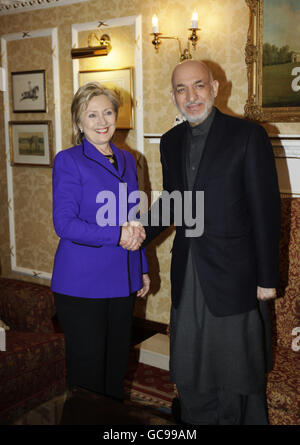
[{"left": 71, "top": 82, "right": 120, "bottom": 145}]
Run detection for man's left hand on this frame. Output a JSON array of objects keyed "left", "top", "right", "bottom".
[
  {"left": 137, "top": 274, "right": 150, "bottom": 298},
  {"left": 257, "top": 286, "right": 277, "bottom": 301}
]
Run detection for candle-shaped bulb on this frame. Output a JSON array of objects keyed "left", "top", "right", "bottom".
[
  {"left": 152, "top": 14, "right": 159, "bottom": 34},
  {"left": 191, "top": 11, "right": 198, "bottom": 29}
]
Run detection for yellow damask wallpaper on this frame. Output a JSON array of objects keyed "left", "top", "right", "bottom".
[
  {"left": 7, "top": 37, "right": 57, "bottom": 273},
  {"left": 0, "top": 0, "right": 298, "bottom": 324}
]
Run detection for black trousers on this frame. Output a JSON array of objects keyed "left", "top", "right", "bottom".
[
  {"left": 54, "top": 292, "right": 136, "bottom": 400},
  {"left": 177, "top": 385, "right": 269, "bottom": 425}
]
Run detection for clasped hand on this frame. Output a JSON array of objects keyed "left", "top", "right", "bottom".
[{"left": 119, "top": 221, "right": 145, "bottom": 251}]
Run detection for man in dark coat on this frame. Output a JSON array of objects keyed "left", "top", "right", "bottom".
[{"left": 142, "top": 60, "right": 281, "bottom": 425}]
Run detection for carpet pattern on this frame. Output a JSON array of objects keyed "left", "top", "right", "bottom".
[
  {"left": 11, "top": 352, "right": 176, "bottom": 425},
  {"left": 125, "top": 348, "right": 175, "bottom": 411}
]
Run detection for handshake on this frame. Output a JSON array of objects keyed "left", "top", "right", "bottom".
[{"left": 119, "top": 221, "right": 146, "bottom": 251}]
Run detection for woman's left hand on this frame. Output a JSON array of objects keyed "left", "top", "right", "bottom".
[{"left": 137, "top": 274, "right": 150, "bottom": 298}]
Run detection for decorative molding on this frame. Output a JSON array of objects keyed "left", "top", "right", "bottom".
[
  {"left": 1, "top": 27, "right": 61, "bottom": 280},
  {"left": 280, "top": 192, "right": 300, "bottom": 198},
  {"left": 0, "top": 66, "right": 6, "bottom": 91},
  {"left": 270, "top": 135, "right": 300, "bottom": 159},
  {"left": 72, "top": 16, "right": 144, "bottom": 156},
  {"left": 0, "top": 0, "right": 88, "bottom": 16},
  {"left": 12, "top": 266, "right": 51, "bottom": 280},
  {"left": 144, "top": 133, "right": 161, "bottom": 144},
  {"left": 144, "top": 133, "right": 300, "bottom": 158},
  {"left": 144, "top": 132, "right": 300, "bottom": 197}
]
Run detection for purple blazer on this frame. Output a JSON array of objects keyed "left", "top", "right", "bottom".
[{"left": 51, "top": 138, "right": 148, "bottom": 299}]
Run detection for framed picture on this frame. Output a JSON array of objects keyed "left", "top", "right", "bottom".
[
  {"left": 11, "top": 70, "right": 47, "bottom": 113},
  {"left": 9, "top": 121, "right": 53, "bottom": 166},
  {"left": 245, "top": 0, "right": 300, "bottom": 122},
  {"left": 79, "top": 67, "right": 134, "bottom": 129}
]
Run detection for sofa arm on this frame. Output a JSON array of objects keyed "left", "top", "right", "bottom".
[{"left": 0, "top": 278, "right": 56, "bottom": 333}]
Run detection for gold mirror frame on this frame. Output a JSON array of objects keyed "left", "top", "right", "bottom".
[{"left": 244, "top": 0, "right": 300, "bottom": 122}]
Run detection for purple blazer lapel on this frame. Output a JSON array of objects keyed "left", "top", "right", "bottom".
[
  {"left": 110, "top": 141, "right": 126, "bottom": 179},
  {"left": 82, "top": 138, "right": 125, "bottom": 181}
]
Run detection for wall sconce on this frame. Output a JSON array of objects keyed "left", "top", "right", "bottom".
[
  {"left": 151, "top": 12, "right": 200, "bottom": 61},
  {"left": 71, "top": 33, "right": 112, "bottom": 59}
]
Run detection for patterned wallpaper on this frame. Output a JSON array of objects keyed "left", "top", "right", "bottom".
[
  {"left": 7, "top": 37, "right": 58, "bottom": 275},
  {"left": 0, "top": 0, "right": 299, "bottom": 323}
]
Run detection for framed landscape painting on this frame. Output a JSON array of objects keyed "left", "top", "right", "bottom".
[
  {"left": 245, "top": 0, "right": 300, "bottom": 121},
  {"left": 79, "top": 67, "right": 134, "bottom": 129},
  {"left": 9, "top": 121, "right": 52, "bottom": 166}
]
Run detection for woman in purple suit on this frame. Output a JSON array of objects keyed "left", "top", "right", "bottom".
[{"left": 51, "top": 82, "right": 150, "bottom": 400}]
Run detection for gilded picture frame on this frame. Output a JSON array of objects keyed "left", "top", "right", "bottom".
[
  {"left": 79, "top": 67, "right": 134, "bottom": 129},
  {"left": 245, "top": 0, "right": 300, "bottom": 122},
  {"left": 9, "top": 121, "right": 53, "bottom": 167}
]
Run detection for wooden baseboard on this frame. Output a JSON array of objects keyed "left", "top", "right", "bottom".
[{"left": 132, "top": 317, "right": 168, "bottom": 335}]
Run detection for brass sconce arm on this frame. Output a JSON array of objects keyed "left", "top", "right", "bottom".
[
  {"left": 151, "top": 34, "right": 192, "bottom": 61},
  {"left": 150, "top": 12, "right": 200, "bottom": 62}
]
